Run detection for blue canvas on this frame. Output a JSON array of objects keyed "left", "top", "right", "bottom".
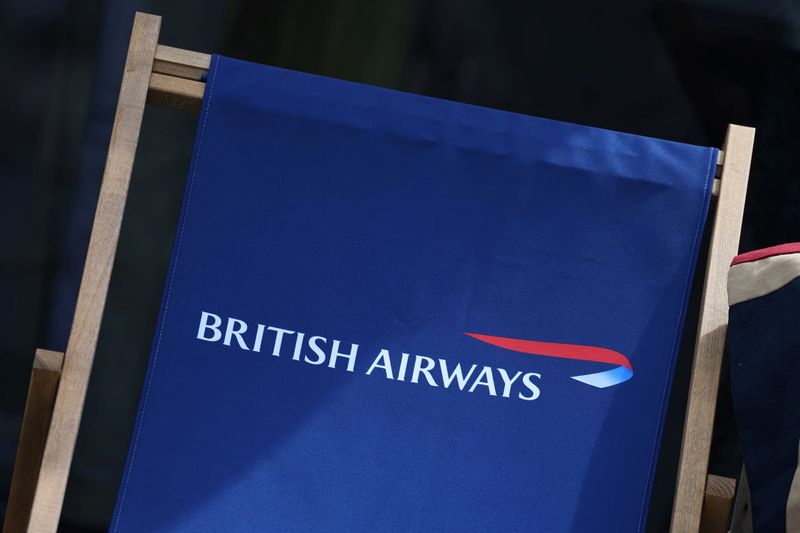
[{"left": 111, "top": 55, "right": 717, "bottom": 532}]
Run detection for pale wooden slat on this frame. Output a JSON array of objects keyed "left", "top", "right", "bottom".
[
  {"left": 700, "top": 474, "right": 736, "bottom": 532},
  {"left": 152, "top": 59, "right": 206, "bottom": 82},
  {"left": 147, "top": 72, "right": 205, "bottom": 113},
  {"left": 711, "top": 151, "right": 724, "bottom": 194},
  {"left": 25, "top": 12, "right": 162, "bottom": 533},
  {"left": 2, "top": 350, "right": 64, "bottom": 533},
  {"left": 32, "top": 349, "right": 64, "bottom": 373},
  {"left": 670, "top": 124, "right": 755, "bottom": 533},
  {"left": 155, "top": 44, "right": 211, "bottom": 70},
  {"left": 153, "top": 44, "right": 210, "bottom": 81}
]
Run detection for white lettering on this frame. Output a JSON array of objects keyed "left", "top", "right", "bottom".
[
  {"left": 196, "top": 311, "right": 222, "bottom": 342},
  {"left": 469, "top": 366, "right": 497, "bottom": 396},
  {"left": 497, "top": 368, "right": 523, "bottom": 398},
  {"left": 304, "top": 336, "right": 327, "bottom": 365},
  {"left": 519, "top": 372, "right": 541, "bottom": 400},
  {"left": 366, "top": 349, "right": 394, "bottom": 379},
  {"left": 252, "top": 324, "right": 266, "bottom": 352},
  {"left": 292, "top": 332, "right": 305, "bottom": 360},
  {"left": 439, "top": 360, "right": 476, "bottom": 390},
  {"left": 411, "top": 355, "right": 438, "bottom": 386},
  {"left": 397, "top": 352, "right": 410, "bottom": 381},
  {"left": 329, "top": 339, "right": 358, "bottom": 372},
  {"left": 224, "top": 318, "right": 249, "bottom": 350},
  {"left": 267, "top": 326, "right": 294, "bottom": 357}
]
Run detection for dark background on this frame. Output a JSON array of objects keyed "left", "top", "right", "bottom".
[{"left": 1, "top": 0, "right": 797, "bottom": 531}]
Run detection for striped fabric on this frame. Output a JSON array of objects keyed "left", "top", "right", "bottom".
[{"left": 728, "top": 243, "right": 800, "bottom": 532}]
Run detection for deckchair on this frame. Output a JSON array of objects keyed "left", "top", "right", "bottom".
[{"left": 2, "top": 12, "right": 754, "bottom": 533}]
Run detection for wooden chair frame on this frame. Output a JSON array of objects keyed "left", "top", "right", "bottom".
[{"left": 2, "top": 12, "right": 755, "bottom": 533}]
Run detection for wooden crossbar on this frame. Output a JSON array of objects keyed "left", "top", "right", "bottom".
[
  {"left": 147, "top": 45, "right": 207, "bottom": 113},
  {"left": 5, "top": 11, "right": 752, "bottom": 533}
]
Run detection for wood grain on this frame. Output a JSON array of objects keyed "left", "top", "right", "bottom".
[
  {"left": 148, "top": 44, "right": 209, "bottom": 112},
  {"left": 147, "top": 72, "right": 205, "bottom": 113},
  {"left": 24, "top": 13, "right": 161, "bottom": 533},
  {"left": 700, "top": 475, "right": 736, "bottom": 533},
  {"left": 671, "top": 124, "right": 755, "bottom": 532},
  {"left": 32, "top": 349, "right": 64, "bottom": 373},
  {"left": 153, "top": 44, "right": 210, "bottom": 81},
  {"left": 2, "top": 351, "right": 63, "bottom": 533}
]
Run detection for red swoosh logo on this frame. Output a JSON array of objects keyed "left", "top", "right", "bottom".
[{"left": 464, "top": 332, "right": 632, "bottom": 369}]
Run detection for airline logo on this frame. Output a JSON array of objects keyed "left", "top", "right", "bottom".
[
  {"left": 195, "top": 312, "right": 633, "bottom": 403},
  {"left": 466, "top": 333, "right": 633, "bottom": 388}
]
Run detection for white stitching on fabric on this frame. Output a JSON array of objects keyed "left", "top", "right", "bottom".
[
  {"left": 112, "top": 55, "right": 220, "bottom": 532},
  {"left": 636, "top": 148, "right": 715, "bottom": 532}
]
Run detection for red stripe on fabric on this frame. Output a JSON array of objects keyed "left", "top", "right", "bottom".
[
  {"left": 732, "top": 242, "right": 800, "bottom": 266},
  {"left": 465, "top": 332, "right": 632, "bottom": 369}
]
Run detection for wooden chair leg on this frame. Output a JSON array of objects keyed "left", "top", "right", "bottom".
[{"left": 2, "top": 350, "right": 64, "bottom": 533}]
